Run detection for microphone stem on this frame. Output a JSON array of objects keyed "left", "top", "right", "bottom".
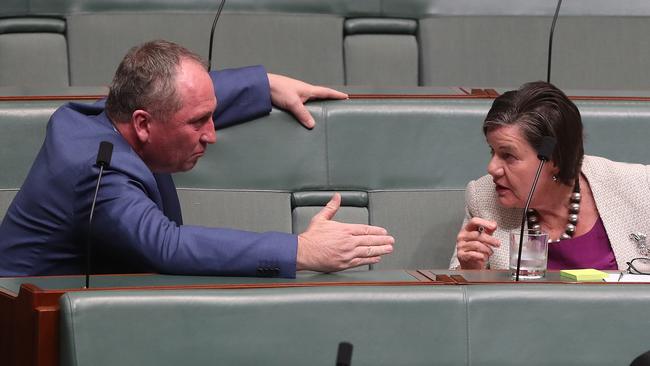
[
  {"left": 86, "top": 164, "right": 105, "bottom": 289},
  {"left": 207, "top": 0, "right": 227, "bottom": 72},
  {"left": 515, "top": 160, "right": 546, "bottom": 281},
  {"left": 547, "top": 0, "right": 563, "bottom": 83}
]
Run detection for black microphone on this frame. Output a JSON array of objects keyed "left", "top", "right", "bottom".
[
  {"left": 336, "top": 342, "right": 353, "bottom": 366},
  {"left": 85, "top": 141, "right": 113, "bottom": 288},
  {"left": 630, "top": 349, "right": 650, "bottom": 366},
  {"left": 514, "top": 136, "right": 556, "bottom": 281},
  {"left": 547, "top": 0, "right": 563, "bottom": 82},
  {"left": 207, "top": 0, "right": 227, "bottom": 72}
]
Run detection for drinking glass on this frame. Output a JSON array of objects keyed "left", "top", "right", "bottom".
[{"left": 509, "top": 230, "right": 549, "bottom": 279}]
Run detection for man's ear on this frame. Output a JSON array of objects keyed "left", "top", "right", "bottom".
[{"left": 132, "top": 110, "right": 152, "bottom": 143}]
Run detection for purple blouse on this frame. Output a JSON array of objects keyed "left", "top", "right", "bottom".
[{"left": 547, "top": 217, "right": 618, "bottom": 270}]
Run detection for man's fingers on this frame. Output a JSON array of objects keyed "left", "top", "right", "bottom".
[
  {"left": 348, "top": 256, "right": 382, "bottom": 269},
  {"left": 285, "top": 101, "right": 315, "bottom": 129},
  {"left": 301, "top": 193, "right": 395, "bottom": 272},
  {"left": 354, "top": 235, "right": 395, "bottom": 247},
  {"left": 312, "top": 193, "right": 341, "bottom": 221},
  {"left": 307, "top": 86, "right": 348, "bottom": 101},
  {"left": 267, "top": 73, "right": 347, "bottom": 129},
  {"left": 344, "top": 223, "right": 388, "bottom": 236},
  {"left": 292, "top": 86, "right": 347, "bottom": 127},
  {"left": 356, "top": 244, "right": 394, "bottom": 258}
]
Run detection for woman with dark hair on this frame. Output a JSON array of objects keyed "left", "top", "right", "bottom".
[{"left": 450, "top": 81, "right": 650, "bottom": 270}]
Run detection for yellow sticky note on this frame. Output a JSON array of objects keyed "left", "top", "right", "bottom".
[{"left": 560, "top": 269, "right": 609, "bottom": 282}]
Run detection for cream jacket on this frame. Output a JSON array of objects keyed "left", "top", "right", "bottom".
[{"left": 449, "top": 155, "right": 650, "bottom": 270}]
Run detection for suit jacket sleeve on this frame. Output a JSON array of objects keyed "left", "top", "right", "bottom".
[
  {"left": 83, "top": 156, "right": 297, "bottom": 277},
  {"left": 210, "top": 65, "right": 272, "bottom": 129}
]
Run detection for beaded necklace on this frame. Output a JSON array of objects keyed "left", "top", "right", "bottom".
[{"left": 526, "top": 178, "right": 581, "bottom": 243}]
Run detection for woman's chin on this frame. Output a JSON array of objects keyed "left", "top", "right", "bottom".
[{"left": 495, "top": 196, "right": 518, "bottom": 209}]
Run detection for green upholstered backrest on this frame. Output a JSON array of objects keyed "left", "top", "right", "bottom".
[
  {"left": 5, "top": 0, "right": 650, "bottom": 89},
  {"left": 0, "top": 18, "right": 69, "bottom": 87},
  {"left": 58, "top": 283, "right": 650, "bottom": 366},
  {"left": 59, "top": 286, "right": 468, "bottom": 366},
  {"left": 0, "top": 97, "right": 102, "bottom": 190},
  {"left": 465, "top": 284, "right": 650, "bottom": 366},
  {"left": 0, "top": 100, "right": 60, "bottom": 216},
  {"left": 385, "top": 0, "right": 650, "bottom": 89},
  {"left": 0, "top": 93, "right": 103, "bottom": 218},
  {"left": 64, "top": 12, "right": 345, "bottom": 86},
  {"left": 14, "top": 0, "right": 380, "bottom": 15},
  {"left": 344, "top": 18, "right": 419, "bottom": 86}
]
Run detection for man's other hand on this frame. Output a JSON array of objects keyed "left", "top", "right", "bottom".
[{"left": 267, "top": 73, "right": 348, "bottom": 129}]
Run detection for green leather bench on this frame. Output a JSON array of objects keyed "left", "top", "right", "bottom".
[
  {"left": 1, "top": 0, "right": 416, "bottom": 87},
  {"left": 464, "top": 284, "right": 650, "bottom": 366},
  {"left": 4, "top": 0, "right": 650, "bottom": 90},
  {"left": 58, "top": 286, "right": 467, "bottom": 366},
  {"left": 1, "top": 93, "right": 649, "bottom": 270},
  {"left": 57, "top": 283, "right": 650, "bottom": 366}
]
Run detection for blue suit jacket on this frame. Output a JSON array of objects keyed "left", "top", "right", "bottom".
[{"left": 0, "top": 66, "right": 297, "bottom": 277}]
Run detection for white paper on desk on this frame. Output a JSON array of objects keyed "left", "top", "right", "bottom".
[{"left": 603, "top": 273, "right": 650, "bottom": 282}]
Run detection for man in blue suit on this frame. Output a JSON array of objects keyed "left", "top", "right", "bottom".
[{"left": 0, "top": 40, "right": 394, "bottom": 277}]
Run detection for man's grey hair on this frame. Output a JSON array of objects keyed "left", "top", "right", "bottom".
[{"left": 106, "top": 40, "right": 208, "bottom": 122}]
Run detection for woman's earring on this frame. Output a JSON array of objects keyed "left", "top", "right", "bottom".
[{"left": 552, "top": 175, "right": 559, "bottom": 182}]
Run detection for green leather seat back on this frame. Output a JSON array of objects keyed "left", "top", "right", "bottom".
[
  {"left": 0, "top": 100, "right": 59, "bottom": 214},
  {"left": 579, "top": 100, "right": 650, "bottom": 164},
  {"left": 344, "top": 18, "right": 419, "bottom": 86},
  {"left": 59, "top": 286, "right": 468, "bottom": 366},
  {"left": 177, "top": 189, "right": 293, "bottom": 233},
  {"left": 28, "top": 0, "right": 361, "bottom": 86},
  {"left": 325, "top": 99, "right": 491, "bottom": 189},
  {"left": 0, "top": 18, "right": 69, "bottom": 87},
  {"left": 418, "top": 15, "right": 549, "bottom": 88},
  {"left": 369, "top": 190, "right": 465, "bottom": 269},
  {"left": 4, "top": 0, "right": 27, "bottom": 14},
  {"left": 465, "top": 285, "right": 650, "bottom": 366},
  {"left": 390, "top": 0, "right": 650, "bottom": 90},
  {"left": 6, "top": 0, "right": 650, "bottom": 89},
  {"left": 58, "top": 282, "right": 650, "bottom": 366},
  {"left": 65, "top": 12, "right": 344, "bottom": 86}
]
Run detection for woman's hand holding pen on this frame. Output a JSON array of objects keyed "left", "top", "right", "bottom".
[{"left": 456, "top": 218, "right": 500, "bottom": 269}]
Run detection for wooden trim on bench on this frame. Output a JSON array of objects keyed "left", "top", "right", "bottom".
[{"left": 348, "top": 93, "right": 494, "bottom": 99}]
